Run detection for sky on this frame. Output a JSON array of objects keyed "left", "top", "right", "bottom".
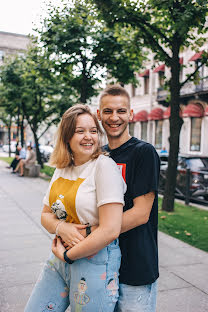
[{"left": 0, "top": 0, "right": 58, "bottom": 35}]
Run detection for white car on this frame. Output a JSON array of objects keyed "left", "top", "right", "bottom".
[
  {"left": 2, "top": 142, "right": 17, "bottom": 153},
  {"left": 39, "top": 145, "right": 54, "bottom": 162}
]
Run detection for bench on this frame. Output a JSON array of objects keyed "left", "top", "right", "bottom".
[{"left": 23, "top": 164, "right": 41, "bottom": 177}]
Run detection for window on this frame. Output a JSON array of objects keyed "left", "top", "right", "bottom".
[
  {"left": 141, "top": 122, "right": 147, "bottom": 141},
  {"left": 155, "top": 120, "right": 163, "bottom": 149},
  {"left": 144, "top": 77, "right": 149, "bottom": 94},
  {"left": 0, "top": 50, "right": 4, "bottom": 61},
  {"left": 195, "top": 60, "right": 204, "bottom": 79},
  {"left": 158, "top": 71, "right": 165, "bottom": 87},
  {"left": 190, "top": 117, "right": 201, "bottom": 151}
]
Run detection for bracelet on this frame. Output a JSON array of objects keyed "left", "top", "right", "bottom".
[
  {"left": 55, "top": 220, "right": 64, "bottom": 236},
  {"left": 86, "top": 225, "right": 91, "bottom": 236},
  {"left": 63, "top": 250, "right": 74, "bottom": 264}
]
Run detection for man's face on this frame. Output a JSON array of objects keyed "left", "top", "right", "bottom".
[{"left": 97, "top": 95, "right": 133, "bottom": 141}]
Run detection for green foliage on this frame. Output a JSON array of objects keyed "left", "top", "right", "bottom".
[
  {"left": 38, "top": 0, "right": 144, "bottom": 102},
  {"left": 158, "top": 198, "right": 208, "bottom": 252},
  {"left": 93, "top": 0, "right": 208, "bottom": 212},
  {"left": 40, "top": 164, "right": 55, "bottom": 178},
  {"left": 0, "top": 157, "right": 13, "bottom": 164}
]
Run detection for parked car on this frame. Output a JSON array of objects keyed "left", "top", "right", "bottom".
[
  {"left": 2, "top": 141, "right": 18, "bottom": 153},
  {"left": 39, "top": 145, "right": 54, "bottom": 162},
  {"left": 159, "top": 154, "right": 208, "bottom": 201}
]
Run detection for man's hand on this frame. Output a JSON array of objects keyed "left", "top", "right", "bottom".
[
  {"left": 58, "top": 222, "right": 87, "bottom": 247},
  {"left": 52, "top": 236, "right": 66, "bottom": 262}
]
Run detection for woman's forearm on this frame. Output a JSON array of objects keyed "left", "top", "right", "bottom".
[
  {"left": 41, "top": 212, "right": 60, "bottom": 234},
  {"left": 66, "top": 203, "right": 123, "bottom": 260},
  {"left": 66, "top": 224, "right": 119, "bottom": 260}
]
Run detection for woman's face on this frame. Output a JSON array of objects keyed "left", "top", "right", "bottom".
[{"left": 69, "top": 114, "right": 99, "bottom": 166}]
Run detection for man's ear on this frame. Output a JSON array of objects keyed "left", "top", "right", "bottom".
[
  {"left": 129, "top": 109, "right": 134, "bottom": 121},
  {"left": 97, "top": 109, "right": 101, "bottom": 121}
]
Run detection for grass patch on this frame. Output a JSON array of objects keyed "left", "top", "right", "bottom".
[
  {"left": 158, "top": 197, "right": 208, "bottom": 252},
  {"left": 0, "top": 156, "right": 13, "bottom": 164},
  {"left": 40, "top": 164, "right": 55, "bottom": 177}
]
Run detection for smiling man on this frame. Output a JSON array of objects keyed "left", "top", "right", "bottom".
[{"left": 97, "top": 85, "right": 160, "bottom": 312}]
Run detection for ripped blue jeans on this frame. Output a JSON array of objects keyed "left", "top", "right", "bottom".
[{"left": 24, "top": 239, "right": 121, "bottom": 312}]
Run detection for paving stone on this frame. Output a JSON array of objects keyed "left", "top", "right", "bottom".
[
  {"left": 157, "top": 286, "right": 208, "bottom": 312},
  {"left": 0, "top": 262, "right": 45, "bottom": 289},
  {"left": 158, "top": 267, "right": 191, "bottom": 291},
  {"left": 169, "top": 263, "right": 208, "bottom": 294},
  {"left": 0, "top": 283, "right": 35, "bottom": 312}
]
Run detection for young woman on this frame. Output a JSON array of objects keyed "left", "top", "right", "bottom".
[{"left": 25, "top": 104, "right": 126, "bottom": 312}]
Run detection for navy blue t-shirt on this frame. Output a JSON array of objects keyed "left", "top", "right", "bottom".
[{"left": 105, "top": 137, "right": 160, "bottom": 286}]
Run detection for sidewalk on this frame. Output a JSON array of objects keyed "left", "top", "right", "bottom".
[{"left": 0, "top": 160, "right": 208, "bottom": 312}]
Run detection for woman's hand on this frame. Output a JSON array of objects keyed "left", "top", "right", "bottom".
[
  {"left": 58, "top": 222, "right": 87, "bottom": 247},
  {"left": 52, "top": 236, "right": 66, "bottom": 262}
]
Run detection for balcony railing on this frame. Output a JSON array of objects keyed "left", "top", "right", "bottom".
[{"left": 157, "top": 77, "right": 208, "bottom": 102}]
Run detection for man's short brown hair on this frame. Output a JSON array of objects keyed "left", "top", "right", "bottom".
[{"left": 99, "top": 84, "right": 130, "bottom": 107}]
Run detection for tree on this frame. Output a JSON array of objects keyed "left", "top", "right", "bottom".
[
  {"left": 92, "top": 0, "right": 208, "bottom": 211},
  {"left": 38, "top": 0, "right": 144, "bottom": 103},
  {"left": 0, "top": 45, "right": 72, "bottom": 167},
  {"left": 0, "top": 58, "right": 24, "bottom": 151},
  {"left": 20, "top": 44, "right": 64, "bottom": 167}
]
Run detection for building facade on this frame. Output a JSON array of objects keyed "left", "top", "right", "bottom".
[{"left": 125, "top": 45, "right": 208, "bottom": 156}]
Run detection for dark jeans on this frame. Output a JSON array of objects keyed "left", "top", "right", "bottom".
[{"left": 10, "top": 158, "right": 20, "bottom": 171}]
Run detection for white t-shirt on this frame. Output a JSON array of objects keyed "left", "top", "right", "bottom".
[{"left": 43, "top": 155, "right": 126, "bottom": 225}]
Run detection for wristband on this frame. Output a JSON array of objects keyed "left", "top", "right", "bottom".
[
  {"left": 63, "top": 250, "right": 74, "bottom": 264},
  {"left": 55, "top": 220, "right": 64, "bottom": 236},
  {"left": 86, "top": 225, "right": 91, "bottom": 236}
]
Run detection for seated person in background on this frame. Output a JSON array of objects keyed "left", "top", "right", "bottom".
[
  {"left": 14, "top": 146, "right": 36, "bottom": 176},
  {"left": 160, "top": 147, "right": 168, "bottom": 154},
  {"left": 9, "top": 146, "right": 26, "bottom": 172}
]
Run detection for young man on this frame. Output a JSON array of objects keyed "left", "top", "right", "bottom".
[{"left": 97, "top": 85, "right": 160, "bottom": 312}]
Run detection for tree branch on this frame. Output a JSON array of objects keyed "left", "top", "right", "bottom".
[{"left": 180, "top": 60, "right": 206, "bottom": 88}]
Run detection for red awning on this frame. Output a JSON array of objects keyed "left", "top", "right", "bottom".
[
  {"left": 133, "top": 110, "right": 148, "bottom": 122},
  {"left": 163, "top": 106, "right": 182, "bottom": 119},
  {"left": 204, "top": 106, "right": 208, "bottom": 116},
  {"left": 182, "top": 103, "right": 204, "bottom": 118},
  {"left": 189, "top": 50, "right": 204, "bottom": 62},
  {"left": 139, "top": 69, "right": 149, "bottom": 77},
  {"left": 179, "top": 57, "right": 183, "bottom": 65},
  {"left": 153, "top": 64, "right": 165, "bottom": 73},
  {"left": 148, "top": 108, "right": 164, "bottom": 121}
]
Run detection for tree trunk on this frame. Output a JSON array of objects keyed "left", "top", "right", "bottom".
[
  {"left": 80, "top": 57, "right": 88, "bottom": 104},
  {"left": 20, "top": 116, "right": 24, "bottom": 147},
  {"left": 162, "top": 42, "right": 183, "bottom": 212},
  {"left": 16, "top": 104, "right": 20, "bottom": 143},
  {"left": 32, "top": 128, "right": 44, "bottom": 168},
  {"left": 8, "top": 118, "right": 11, "bottom": 157}
]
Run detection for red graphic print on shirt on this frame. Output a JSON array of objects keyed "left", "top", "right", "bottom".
[{"left": 117, "top": 163, "right": 126, "bottom": 182}]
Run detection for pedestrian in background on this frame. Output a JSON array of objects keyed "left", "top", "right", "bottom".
[
  {"left": 14, "top": 145, "right": 36, "bottom": 176},
  {"left": 8, "top": 145, "right": 26, "bottom": 172}
]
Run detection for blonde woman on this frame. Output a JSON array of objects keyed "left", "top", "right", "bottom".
[{"left": 25, "top": 104, "right": 126, "bottom": 312}]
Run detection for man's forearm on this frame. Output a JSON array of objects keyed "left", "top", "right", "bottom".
[
  {"left": 120, "top": 207, "right": 149, "bottom": 234},
  {"left": 120, "top": 192, "right": 155, "bottom": 233}
]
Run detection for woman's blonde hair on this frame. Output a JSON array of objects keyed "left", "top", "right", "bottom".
[{"left": 50, "top": 104, "right": 103, "bottom": 168}]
